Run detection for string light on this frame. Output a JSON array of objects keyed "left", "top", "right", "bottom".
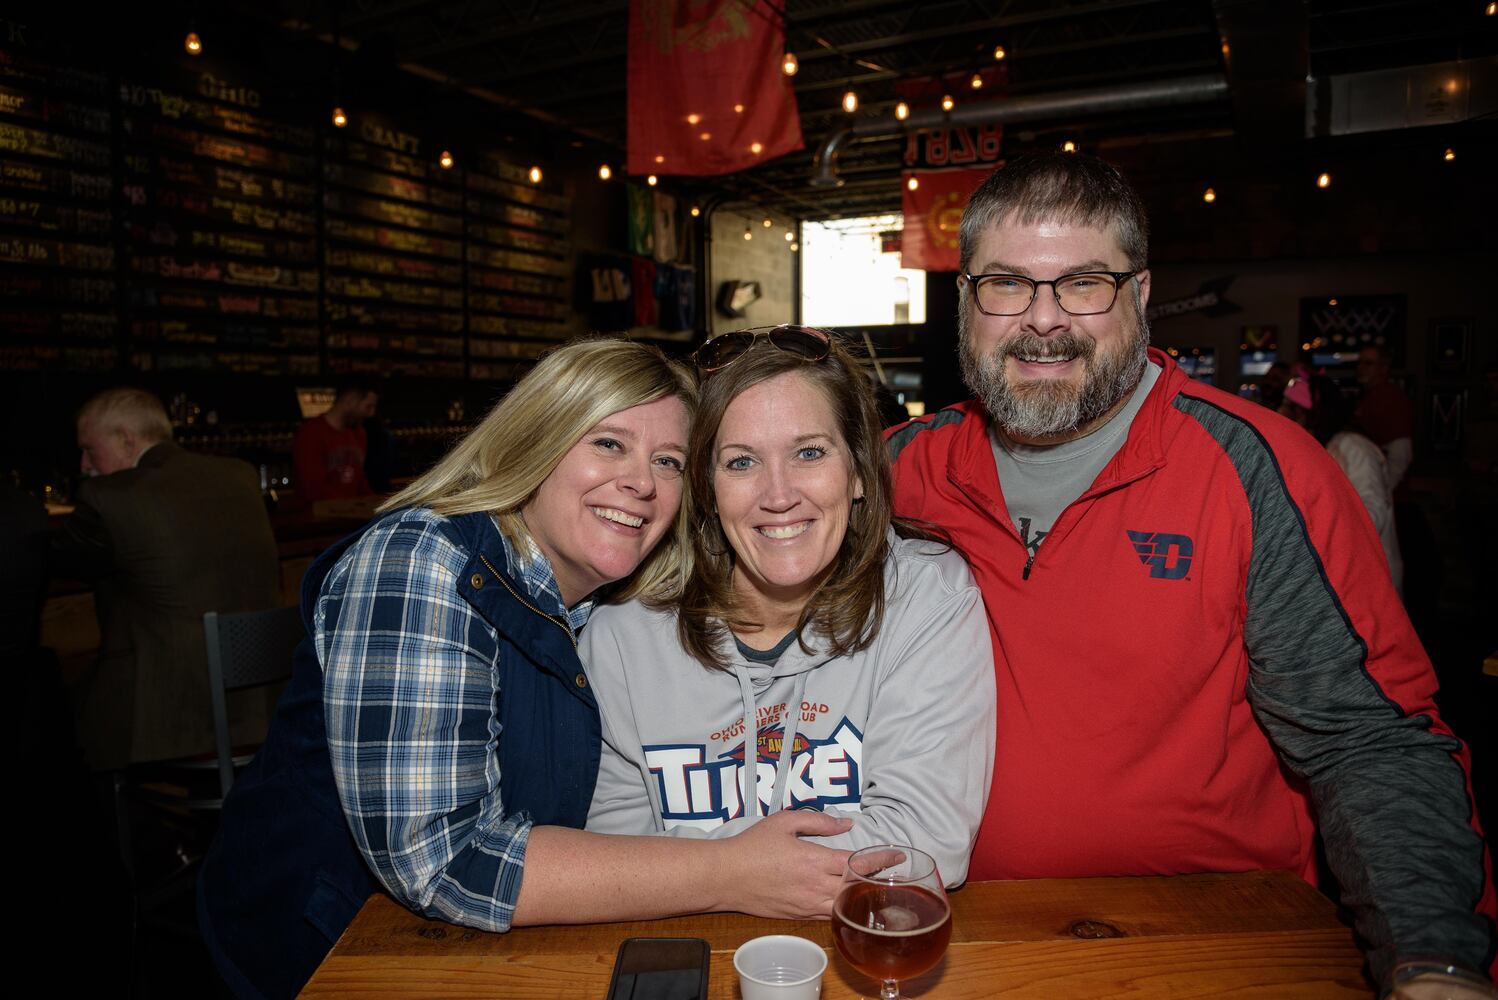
[
  {"left": 331, "top": 106, "right": 348, "bottom": 128},
  {"left": 970, "top": 73, "right": 983, "bottom": 90},
  {"left": 734, "top": 103, "right": 745, "bottom": 114},
  {"left": 762, "top": 217, "right": 773, "bottom": 228},
  {"left": 784, "top": 231, "right": 794, "bottom": 241},
  {"left": 689, "top": 205, "right": 701, "bottom": 217},
  {"left": 894, "top": 101, "right": 909, "bottom": 121},
  {"left": 1061, "top": 139, "right": 1077, "bottom": 153},
  {"left": 686, "top": 113, "right": 701, "bottom": 125},
  {"left": 993, "top": 44, "right": 1006, "bottom": 60},
  {"left": 842, "top": 90, "right": 859, "bottom": 113},
  {"left": 1203, "top": 187, "right": 1216, "bottom": 203},
  {"left": 597, "top": 164, "right": 612, "bottom": 180},
  {"left": 749, "top": 141, "right": 764, "bottom": 155},
  {"left": 439, "top": 150, "right": 455, "bottom": 170},
  {"left": 782, "top": 52, "right": 799, "bottom": 76},
  {"left": 907, "top": 176, "right": 920, "bottom": 190},
  {"left": 528, "top": 166, "right": 542, "bottom": 184},
  {"left": 1328, "top": 298, "right": 1339, "bottom": 306},
  {"left": 789, "top": 242, "right": 799, "bottom": 252},
  {"left": 184, "top": 31, "right": 203, "bottom": 56},
  {"left": 1443, "top": 147, "right": 1456, "bottom": 161},
  {"left": 941, "top": 94, "right": 954, "bottom": 112},
  {"left": 1316, "top": 172, "right": 1331, "bottom": 188},
  {"left": 647, "top": 174, "right": 658, "bottom": 186},
  {"left": 743, "top": 224, "right": 753, "bottom": 241},
  {"left": 700, "top": 132, "right": 712, "bottom": 141},
  {"left": 654, "top": 154, "right": 665, "bottom": 164},
  {"left": 1488, "top": 2, "right": 1496, "bottom": 14}
]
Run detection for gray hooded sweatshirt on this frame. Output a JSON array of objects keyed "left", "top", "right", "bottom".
[{"left": 582, "top": 534, "right": 996, "bottom": 886}]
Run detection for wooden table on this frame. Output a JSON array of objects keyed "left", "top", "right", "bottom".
[{"left": 302, "top": 870, "right": 1371, "bottom": 998}]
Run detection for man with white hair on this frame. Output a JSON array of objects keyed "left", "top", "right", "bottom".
[{"left": 54, "top": 388, "right": 281, "bottom": 769}]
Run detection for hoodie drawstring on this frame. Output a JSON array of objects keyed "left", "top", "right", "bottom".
[{"left": 733, "top": 664, "right": 811, "bottom": 819}]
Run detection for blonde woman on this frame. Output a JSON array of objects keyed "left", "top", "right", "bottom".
[{"left": 199, "top": 339, "right": 853, "bottom": 999}]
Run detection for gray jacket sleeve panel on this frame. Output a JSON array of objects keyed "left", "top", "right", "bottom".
[
  {"left": 805, "top": 546, "right": 996, "bottom": 887},
  {"left": 1177, "top": 396, "right": 1493, "bottom": 987}
]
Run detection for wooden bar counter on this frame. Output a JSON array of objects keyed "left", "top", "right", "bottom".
[{"left": 302, "top": 869, "right": 1371, "bottom": 998}]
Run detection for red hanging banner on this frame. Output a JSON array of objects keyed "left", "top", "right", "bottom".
[
  {"left": 900, "top": 167, "right": 994, "bottom": 272},
  {"left": 627, "top": 0, "right": 804, "bottom": 177}
]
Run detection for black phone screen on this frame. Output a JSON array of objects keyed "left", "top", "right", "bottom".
[{"left": 604, "top": 937, "right": 710, "bottom": 1000}]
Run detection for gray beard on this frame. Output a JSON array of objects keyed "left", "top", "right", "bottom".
[{"left": 959, "top": 298, "right": 1150, "bottom": 440}]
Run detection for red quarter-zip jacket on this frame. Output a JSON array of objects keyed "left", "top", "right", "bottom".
[{"left": 887, "top": 350, "right": 1495, "bottom": 985}]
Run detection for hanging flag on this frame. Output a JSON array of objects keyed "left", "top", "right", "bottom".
[
  {"left": 628, "top": 0, "right": 803, "bottom": 176},
  {"left": 900, "top": 167, "right": 993, "bottom": 272}
]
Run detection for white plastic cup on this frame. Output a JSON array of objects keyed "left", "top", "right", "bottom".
[{"left": 733, "top": 934, "right": 828, "bottom": 1000}]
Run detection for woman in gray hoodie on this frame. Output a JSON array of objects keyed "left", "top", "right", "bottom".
[{"left": 583, "top": 327, "right": 996, "bottom": 890}]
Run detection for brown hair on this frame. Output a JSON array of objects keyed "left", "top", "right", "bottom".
[
  {"left": 959, "top": 152, "right": 1150, "bottom": 273},
  {"left": 675, "top": 335, "right": 924, "bottom": 669}
]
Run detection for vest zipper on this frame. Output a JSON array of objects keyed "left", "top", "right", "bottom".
[
  {"left": 478, "top": 552, "right": 578, "bottom": 652},
  {"left": 1023, "top": 550, "right": 1036, "bottom": 580}
]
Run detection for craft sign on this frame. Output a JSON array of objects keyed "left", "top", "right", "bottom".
[{"left": 903, "top": 125, "right": 1003, "bottom": 169}]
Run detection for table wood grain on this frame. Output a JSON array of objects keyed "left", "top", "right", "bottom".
[{"left": 301, "top": 870, "right": 1371, "bottom": 998}]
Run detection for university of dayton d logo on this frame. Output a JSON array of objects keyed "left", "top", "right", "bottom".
[{"left": 1126, "top": 530, "right": 1194, "bottom": 580}]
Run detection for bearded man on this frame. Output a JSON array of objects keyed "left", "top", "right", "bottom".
[{"left": 886, "top": 153, "right": 1495, "bottom": 994}]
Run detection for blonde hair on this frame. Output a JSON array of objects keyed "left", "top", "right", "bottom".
[
  {"left": 381, "top": 338, "right": 698, "bottom": 603},
  {"left": 78, "top": 388, "right": 173, "bottom": 444}
]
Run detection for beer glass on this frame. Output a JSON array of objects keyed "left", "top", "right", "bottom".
[{"left": 831, "top": 845, "right": 951, "bottom": 1000}]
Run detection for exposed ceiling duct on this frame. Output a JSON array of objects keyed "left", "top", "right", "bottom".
[
  {"left": 1308, "top": 57, "right": 1497, "bottom": 137},
  {"left": 810, "top": 74, "right": 1230, "bottom": 186}
]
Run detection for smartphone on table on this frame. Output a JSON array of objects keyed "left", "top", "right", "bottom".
[{"left": 604, "top": 937, "right": 711, "bottom": 1000}]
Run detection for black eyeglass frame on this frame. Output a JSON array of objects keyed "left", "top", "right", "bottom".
[
  {"left": 961, "top": 269, "right": 1142, "bottom": 317},
  {"left": 693, "top": 324, "right": 832, "bottom": 373}
]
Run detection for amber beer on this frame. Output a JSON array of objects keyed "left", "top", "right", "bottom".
[{"left": 832, "top": 881, "right": 952, "bottom": 982}]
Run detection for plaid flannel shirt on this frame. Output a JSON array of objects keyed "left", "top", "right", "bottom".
[{"left": 317, "top": 508, "right": 592, "bottom": 932}]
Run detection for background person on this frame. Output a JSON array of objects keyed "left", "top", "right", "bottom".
[
  {"left": 198, "top": 340, "right": 853, "bottom": 1000},
  {"left": 52, "top": 387, "right": 280, "bottom": 769},
  {"left": 292, "top": 381, "right": 379, "bottom": 502},
  {"left": 584, "top": 329, "right": 995, "bottom": 886},
  {"left": 886, "top": 153, "right": 1494, "bottom": 993},
  {"left": 1354, "top": 343, "right": 1414, "bottom": 490}
]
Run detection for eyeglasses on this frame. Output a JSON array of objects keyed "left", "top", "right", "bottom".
[
  {"left": 962, "top": 270, "right": 1140, "bottom": 316},
  {"left": 694, "top": 324, "right": 832, "bottom": 372}
]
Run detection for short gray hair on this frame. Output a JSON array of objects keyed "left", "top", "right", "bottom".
[
  {"left": 78, "top": 388, "right": 172, "bottom": 444},
  {"left": 959, "top": 153, "right": 1150, "bottom": 274}
]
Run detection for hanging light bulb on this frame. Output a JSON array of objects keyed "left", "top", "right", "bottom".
[
  {"left": 654, "top": 154, "right": 665, "bottom": 164},
  {"left": 993, "top": 44, "right": 1006, "bottom": 61},
  {"left": 1443, "top": 147, "right": 1456, "bottom": 161},
  {"left": 743, "top": 224, "right": 753, "bottom": 241},
  {"left": 941, "top": 94, "right": 954, "bottom": 112},
  {"left": 762, "top": 217, "right": 773, "bottom": 228},
  {"left": 686, "top": 113, "right": 701, "bottom": 125},
  {"left": 894, "top": 101, "right": 909, "bottom": 121},
  {"left": 907, "top": 176, "right": 919, "bottom": 191},
  {"left": 331, "top": 106, "right": 348, "bottom": 128},
  {"left": 184, "top": 31, "right": 203, "bottom": 56},
  {"left": 1061, "top": 139, "right": 1077, "bottom": 153},
  {"left": 734, "top": 103, "right": 745, "bottom": 114},
  {"left": 749, "top": 141, "right": 764, "bottom": 155},
  {"left": 1203, "top": 187, "right": 1216, "bottom": 203},
  {"left": 699, "top": 132, "right": 712, "bottom": 141},
  {"left": 789, "top": 242, "right": 799, "bottom": 252},
  {"left": 647, "top": 174, "right": 658, "bottom": 186},
  {"left": 439, "top": 150, "right": 455, "bottom": 170},
  {"left": 842, "top": 90, "right": 859, "bottom": 114},
  {"left": 1487, "top": 2, "right": 1496, "bottom": 14},
  {"left": 784, "top": 230, "right": 794, "bottom": 242},
  {"left": 782, "top": 51, "right": 799, "bottom": 76},
  {"left": 970, "top": 73, "right": 983, "bottom": 90},
  {"left": 690, "top": 205, "right": 701, "bottom": 217},
  {"left": 528, "top": 166, "right": 542, "bottom": 184},
  {"left": 1316, "top": 171, "right": 1331, "bottom": 188},
  {"left": 597, "top": 164, "right": 612, "bottom": 180}
]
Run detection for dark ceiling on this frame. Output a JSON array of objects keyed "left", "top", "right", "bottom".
[{"left": 229, "top": 1, "right": 1495, "bottom": 219}]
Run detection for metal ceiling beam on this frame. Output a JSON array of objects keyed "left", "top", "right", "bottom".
[
  {"left": 408, "top": 2, "right": 626, "bottom": 60},
  {"left": 810, "top": 73, "right": 1230, "bottom": 185}
]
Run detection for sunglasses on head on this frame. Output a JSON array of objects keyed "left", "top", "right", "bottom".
[{"left": 693, "top": 324, "right": 832, "bottom": 373}]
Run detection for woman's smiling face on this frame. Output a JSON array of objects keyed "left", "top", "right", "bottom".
[{"left": 713, "top": 371, "right": 861, "bottom": 619}]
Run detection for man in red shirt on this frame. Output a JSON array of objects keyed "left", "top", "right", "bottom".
[
  {"left": 293, "top": 383, "right": 379, "bottom": 502},
  {"left": 887, "top": 153, "right": 1494, "bottom": 994}
]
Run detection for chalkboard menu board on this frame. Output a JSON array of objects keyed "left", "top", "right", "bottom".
[{"left": 0, "top": 43, "right": 577, "bottom": 381}]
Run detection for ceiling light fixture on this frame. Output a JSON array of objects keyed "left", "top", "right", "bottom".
[
  {"left": 597, "top": 164, "right": 612, "bottom": 180},
  {"left": 993, "top": 45, "right": 1006, "bottom": 60},
  {"left": 690, "top": 205, "right": 701, "bottom": 217},
  {"left": 907, "top": 176, "right": 919, "bottom": 190},
  {"left": 1203, "top": 187, "right": 1216, "bottom": 203},
  {"left": 790, "top": 241, "right": 800, "bottom": 252},
  {"left": 686, "top": 113, "right": 701, "bottom": 125},
  {"left": 184, "top": 31, "right": 203, "bottom": 56},
  {"left": 1443, "top": 147, "right": 1456, "bottom": 161},
  {"left": 439, "top": 150, "right": 455, "bottom": 170},
  {"left": 941, "top": 94, "right": 954, "bottom": 111},
  {"left": 331, "top": 106, "right": 348, "bottom": 128},
  {"left": 784, "top": 231, "right": 794, "bottom": 241},
  {"left": 842, "top": 90, "right": 858, "bottom": 113},
  {"left": 749, "top": 141, "right": 764, "bottom": 155},
  {"left": 1316, "top": 171, "right": 1331, "bottom": 188},
  {"left": 970, "top": 73, "right": 983, "bottom": 90},
  {"left": 647, "top": 174, "right": 658, "bottom": 186},
  {"left": 528, "top": 166, "right": 542, "bottom": 184},
  {"left": 894, "top": 101, "right": 909, "bottom": 121},
  {"left": 743, "top": 224, "right": 753, "bottom": 241},
  {"left": 782, "top": 51, "right": 799, "bottom": 76},
  {"left": 1061, "top": 139, "right": 1077, "bottom": 153}
]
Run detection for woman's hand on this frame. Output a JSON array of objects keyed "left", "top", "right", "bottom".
[{"left": 713, "top": 810, "right": 854, "bottom": 920}]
